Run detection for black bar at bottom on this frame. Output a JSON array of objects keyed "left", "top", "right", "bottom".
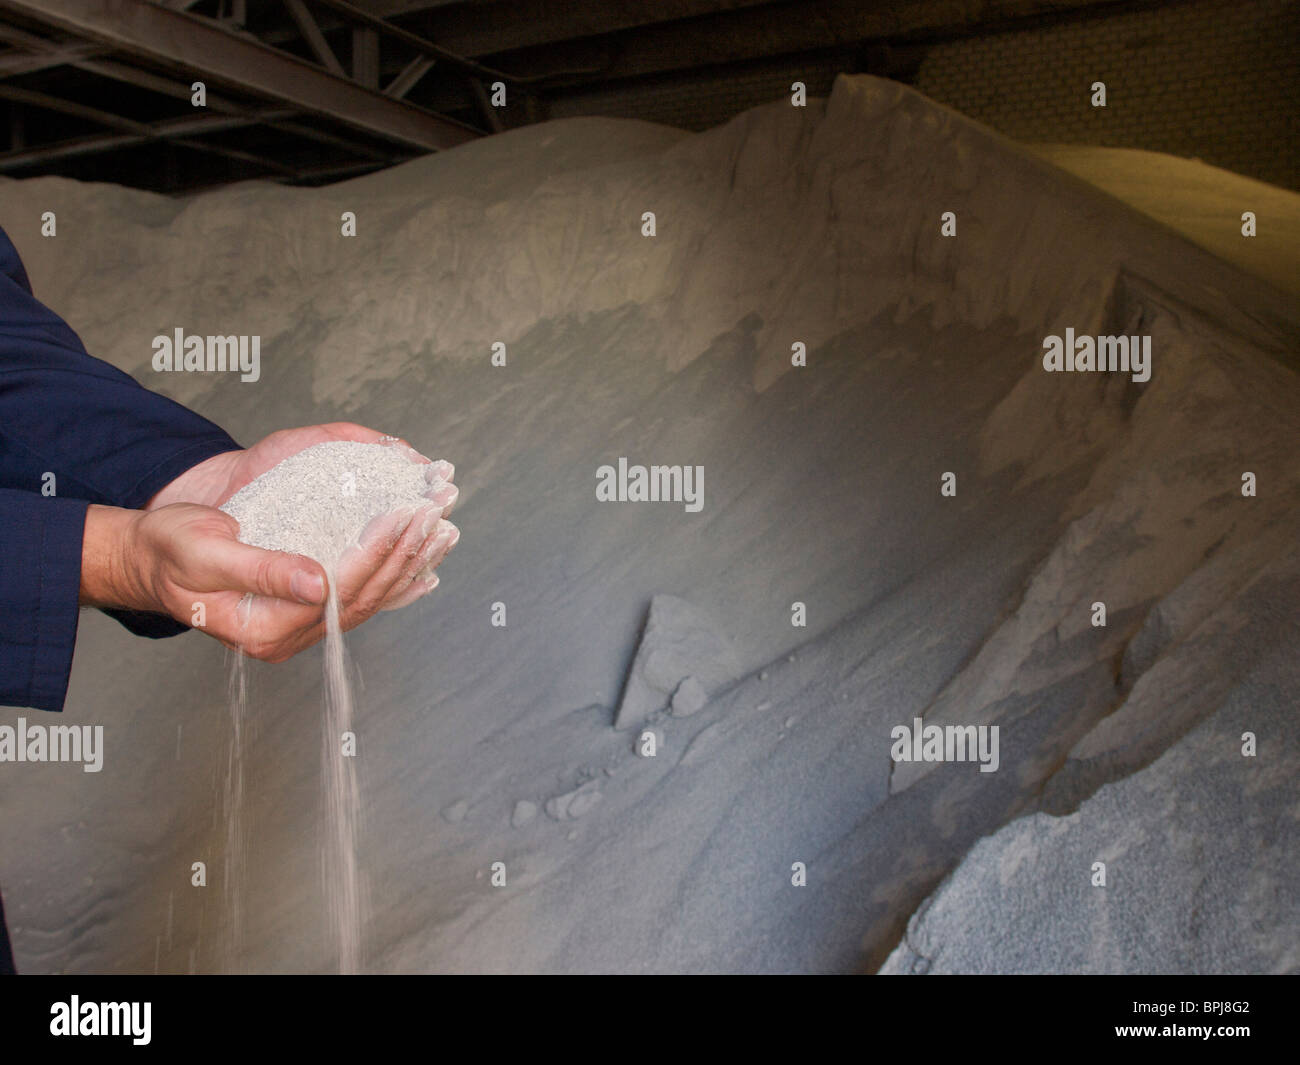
[{"left": 0, "top": 973, "right": 1286, "bottom": 1052}]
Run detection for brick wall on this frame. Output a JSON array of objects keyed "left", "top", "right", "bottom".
[
  {"left": 546, "top": 57, "right": 843, "bottom": 136},
  {"left": 547, "top": 0, "right": 1298, "bottom": 191},
  {"left": 912, "top": 0, "right": 1299, "bottom": 190}
]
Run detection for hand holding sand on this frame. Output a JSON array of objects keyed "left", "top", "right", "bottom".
[{"left": 80, "top": 424, "right": 459, "bottom": 661}]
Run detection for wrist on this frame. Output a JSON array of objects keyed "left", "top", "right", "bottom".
[
  {"left": 145, "top": 448, "right": 243, "bottom": 510},
  {"left": 80, "top": 505, "right": 152, "bottom": 611}
]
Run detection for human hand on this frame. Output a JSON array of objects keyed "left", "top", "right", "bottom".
[
  {"left": 105, "top": 422, "right": 460, "bottom": 657},
  {"left": 80, "top": 497, "right": 460, "bottom": 661}
]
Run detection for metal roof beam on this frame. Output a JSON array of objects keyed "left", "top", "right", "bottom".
[
  {"left": 0, "top": 0, "right": 480, "bottom": 150},
  {"left": 72, "top": 57, "right": 399, "bottom": 162},
  {"left": 467, "top": 77, "right": 503, "bottom": 133},
  {"left": 282, "top": 0, "right": 346, "bottom": 78},
  {"left": 0, "top": 107, "right": 300, "bottom": 174},
  {"left": 352, "top": 26, "right": 380, "bottom": 88},
  {"left": 0, "top": 42, "right": 101, "bottom": 76},
  {"left": 383, "top": 54, "right": 433, "bottom": 99},
  {"left": 0, "top": 20, "right": 403, "bottom": 170},
  {"left": 307, "top": 0, "right": 530, "bottom": 84}
]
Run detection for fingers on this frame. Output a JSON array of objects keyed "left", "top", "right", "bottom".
[
  {"left": 333, "top": 504, "right": 435, "bottom": 623},
  {"left": 200, "top": 536, "right": 329, "bottom": 606},
  {"left": 197, "top": 590, "right": 324, "bottom": 662},
  {"left": 379, "top": 572, "right": 439, "bottom": 613},
  {"left": 200, "top": 509, "right": 460, "bottom": 657},
  {"left": 377, "top": 519, "right": 458, "bottom": 612},
  {"left": 426, "top": 477, "right": 459, "bottom": 515}
]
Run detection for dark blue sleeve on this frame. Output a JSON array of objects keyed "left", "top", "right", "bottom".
[
  {"left": 0, "top": 225, "right": 243, "bottom": 711},
  {"left": 0, "top": 489, "right": 87, "bottom": 712}
]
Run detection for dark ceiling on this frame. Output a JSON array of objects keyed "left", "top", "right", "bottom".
[{"left": 0, "top": 0, "right": 1166, "bottom": 195}]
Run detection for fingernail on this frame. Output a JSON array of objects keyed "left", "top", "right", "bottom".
[
  {"left": 419, "top": 505, "right": 443, "bottom": 539},
  {"left": 444, "top": 523, "right": 460, "bottom": 549},
  {"left": 291, "top": 571, "right": 326, "bottom": 605},
  {"left": 431, "top": 482, "right": 459, "bottom": 508},
  {"left": 431, "top": 459, "right": 454, "bottom": 480},
  {"left": 426, "top": 522, "right": 452, "bottom": 555}
]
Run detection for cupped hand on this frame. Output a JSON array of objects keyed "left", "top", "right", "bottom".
[{"left": 129, "top": 422, "right": 460, "bottom": 657}]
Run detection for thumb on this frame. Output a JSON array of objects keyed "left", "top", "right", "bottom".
[{"left": 203, "top": 539, "right": 328, "bottom": 605}]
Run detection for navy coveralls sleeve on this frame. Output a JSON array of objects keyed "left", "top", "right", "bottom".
[{"left": 0, "top": 225, "right": 241, "bottom": 713}]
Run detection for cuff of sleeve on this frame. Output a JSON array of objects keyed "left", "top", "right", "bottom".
[
  {"left": 118, "top": 435, "right": 241, "bottom": 511},
  {"left": 100, "top": 608, "right": 191, "bottom": 639},
  {"left": 17, "top": 495, "right": 88, "bottom": 712}
]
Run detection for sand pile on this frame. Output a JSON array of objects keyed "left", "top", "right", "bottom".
[{"left": 1, "top": 75, "right": 1296, "bottom": 974}]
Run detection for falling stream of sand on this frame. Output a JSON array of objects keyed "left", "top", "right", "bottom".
[
  {"left": 223, "top": 582, "right": 363, "bottom": 974},
  {"left": 221, "top": 606, "right": 250, "bottom": 973},
  {"left": 322, "top": 569, "right": 362, "bottom": 974},
  {"left": 217, "top": 441, "right": 440, "bottom": 974}
]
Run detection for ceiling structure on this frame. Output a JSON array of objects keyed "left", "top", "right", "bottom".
[{"left": 0, "top": 0, "right": 1152, "bottom": 194}]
